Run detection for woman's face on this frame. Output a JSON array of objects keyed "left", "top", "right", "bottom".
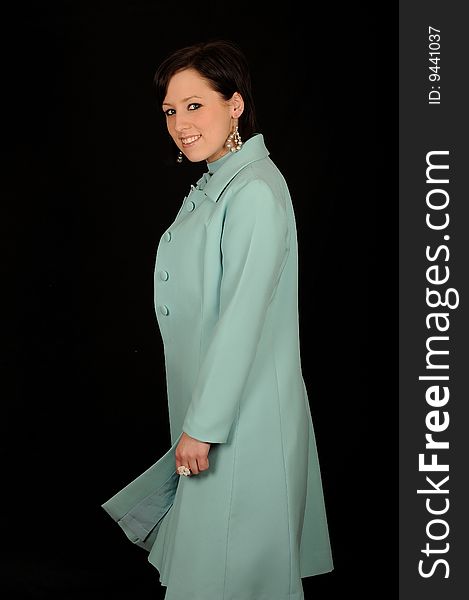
[{"left": 162, "top": 68, "right": 243, "bottom": 163}]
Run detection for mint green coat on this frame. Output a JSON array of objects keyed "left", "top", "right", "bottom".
[{"left": 101, "top": 134, "right": 334, "bottom": 599}]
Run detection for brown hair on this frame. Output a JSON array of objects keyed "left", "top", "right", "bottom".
[{"left": 153, "top": 39, "right": 259, "bottom": 141}]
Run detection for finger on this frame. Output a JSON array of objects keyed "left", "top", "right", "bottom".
[
  {"left": 197, "top": 456, "right": 209, "bottom": 472},
  {"left": 188, "top": 458, "right": 199, "bottom": 475}
]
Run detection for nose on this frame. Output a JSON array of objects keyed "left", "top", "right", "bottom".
[{"left": 174, "top": 113, "right": 192, "bottom": 134}]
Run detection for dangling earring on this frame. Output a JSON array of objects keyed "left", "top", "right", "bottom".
[
  {"left": 225, "top": 125, "right": 243, "bottom": 152},
  {"left": 177, "top": 150, "right": 183, "bottom": 163}
]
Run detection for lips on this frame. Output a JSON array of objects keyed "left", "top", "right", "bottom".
[{"left": 181, "top": 134, "right": 201, "bottom": 147}]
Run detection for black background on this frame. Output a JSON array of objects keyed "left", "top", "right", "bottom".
[{"left": 2, "top": 1, "right": 397, "bottom": 598}]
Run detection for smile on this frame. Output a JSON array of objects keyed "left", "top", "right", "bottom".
[{"left": 181, "top": 134, "right": 201, "bottom": 147}]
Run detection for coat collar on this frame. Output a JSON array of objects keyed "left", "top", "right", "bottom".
[{"left": 200, "top": 133, "right": 269, "bottom": 203}]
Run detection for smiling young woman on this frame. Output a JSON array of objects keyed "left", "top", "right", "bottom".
[
  {"left": 101, "top": 39, "right": 334, "bottom": 600},
  {"left": 161, "top": 67, "right": 245, "bottom": 163}
]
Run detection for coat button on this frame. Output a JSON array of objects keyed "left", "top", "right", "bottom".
[
  {"left": 163, "top": 231, "right": 172, "bottom": 242},
  {"left": 186, "top": 200, "right": 195, "bottom": 212},
  {"left": 158, "top": 270, "right": 169, "bottom": 281},
  {"left": 158, "top": 304, "right": 169, "bottom": 316}
]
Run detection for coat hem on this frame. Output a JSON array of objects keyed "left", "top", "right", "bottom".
[
  {"left": 150, "top": 554, "right": 333, "bottom": 600},
  {"left": 155, "top": 579, "right": 308, "bottom": 600},
  {"left": 301, "top": 565, "right": 335, "bottom": 578}
]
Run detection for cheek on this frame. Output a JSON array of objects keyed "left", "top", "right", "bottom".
[
  {"left": 212, "top": 111, "right": 230, "bottom": 134},
  {"left": 196, "top": 110, "right": 215, "bottom": 131},
  {"left": 166, "top": 120, "right": 177, "bottom": 137}
]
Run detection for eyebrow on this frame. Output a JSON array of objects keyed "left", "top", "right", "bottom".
[{"left": 162, "top": 95, "right": 202, "bottom": 107}]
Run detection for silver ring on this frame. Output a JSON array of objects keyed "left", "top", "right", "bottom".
[{"left": 177, "top": 465, "right": 191, "bottom": 476}]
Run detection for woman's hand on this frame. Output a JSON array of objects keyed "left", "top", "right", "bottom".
[{"left": 175, "top": 431, "right": 211, "bottom": 475}]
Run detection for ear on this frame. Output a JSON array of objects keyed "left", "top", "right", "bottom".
[{"left": 230, "top": 92, "right": 244, "bottom": 118}]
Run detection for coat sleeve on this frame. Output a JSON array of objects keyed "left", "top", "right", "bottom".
[{"left": 182, "top": 178, "right": 290, "bottom": 444}]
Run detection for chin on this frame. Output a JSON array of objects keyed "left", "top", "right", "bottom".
[{"left": 183, "top": 150, "right": 210, "bottom": 163}]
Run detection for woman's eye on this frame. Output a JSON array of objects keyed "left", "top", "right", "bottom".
[
  {"left": 188, "top": 103, "right": 201, "bottom": 111},
  {"left": 164, "top": 108, "right": 175, "bottom": 116}
]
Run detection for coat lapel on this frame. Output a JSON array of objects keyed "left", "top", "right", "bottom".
[{"left": 202, "top": 133, "right": 270, "bottom": 203}]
